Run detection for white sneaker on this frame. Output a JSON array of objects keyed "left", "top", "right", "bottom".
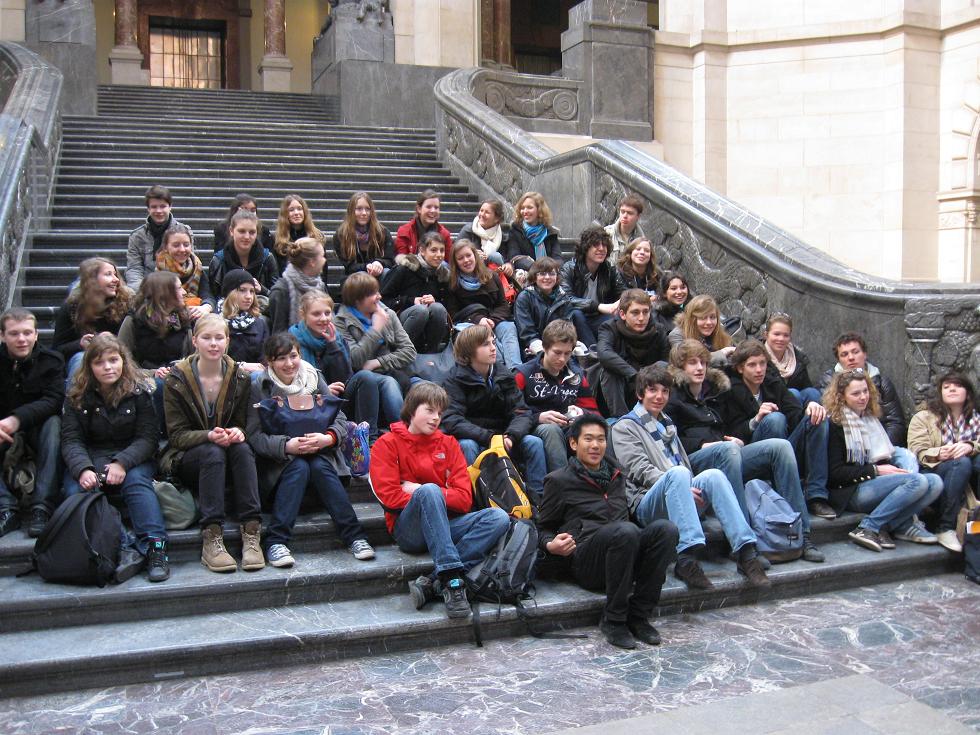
[
  {"left": 936, "top": 530, "right": 963, "bottom": 553},
  {"left": 350, "top": 539, "right": 376, "bottom": 560},
  {"left": 266, "top": 543, "right": 295, "bottom": 568}
]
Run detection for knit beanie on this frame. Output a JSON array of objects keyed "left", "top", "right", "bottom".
[{"left": 221, "top": 268, "right": 254, "bottom": 298}]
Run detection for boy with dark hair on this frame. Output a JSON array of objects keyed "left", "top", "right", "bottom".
[
  {"left": 126, "top": 185, "right": 193, "bottom": 289},
  {"left": 370, "top": 382, "right": 510, "bottom": 619},
  {"left": 558, "top": 225, "right": 625, "bottom": 340},
  {"left": 0, "top": 308, "right": 65, "bottom": 537},
  {"left": 593, "top": 288, "right": 670, "bottom": 417},
  {"left": 604, "top": 193, "right": 645, "bottom": 260},
  {"left": 514, "top": 319, "right": 599, "bottom": 471},
  {"left": 538, "top": 413, "right": 678, "bottom": 649}
]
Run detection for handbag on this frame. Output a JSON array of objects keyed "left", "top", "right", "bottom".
[
  {"left": 256, "top": 392, "right": 343, "bottom": 437},
  {"left": 152, "top": 479, "right": 198, "bottom": 530}
]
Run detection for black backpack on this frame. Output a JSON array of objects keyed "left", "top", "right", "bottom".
[{"left": 30, "top": 492, "right": 122, "bottom": 587}]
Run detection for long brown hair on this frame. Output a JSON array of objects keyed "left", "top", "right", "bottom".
[
  {"left": 616, "top": 237, "right": 661, "bottom": 290},
  {"left": 335, "top": 191, "right": 387, "bottom": 263},
  {"left": 823, "top": 370, "right": 882, "bottom": 424},
  {"left": 678, "top": 295, "right": 732, "bottom": 350},
  {"left": 134, "top": 271, "right": 190, "bottom": 338},
  {"left": 448, "top": 239, "right": 494, "bottom": 288},
  {"left": 68, "top": 334, "right": 145, "bottom": 409},
  {"left": 926, "top": 371, "right": 978, "bottom": 427},
  {"left": 275, "top": 194, "right": 324, "bottom": 257},
  {"left": 68, "top": 258, "right": 133, "bottom": 334}
]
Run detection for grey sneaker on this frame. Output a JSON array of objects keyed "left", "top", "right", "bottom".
[
  {"left": 349, "top": 539, "right": 376, "bottom": 560},
  {"left": 442, "top": 577, "right": 471, "bottom": 619},
  {"left": 408, "top": 575, "right": 438, "bottom": 609},
  {"left": 267, "top": 543, "right": 295, "bottom": 568},
  {"left": 894, "top": 519, "right": 938, "bottom": 544}
]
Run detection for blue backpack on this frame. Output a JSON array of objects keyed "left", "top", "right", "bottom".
[{"left": 744, "top": 479, "right": 803, "bottom": 562}]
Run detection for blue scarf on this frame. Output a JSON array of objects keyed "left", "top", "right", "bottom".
[
  {"left": 631, "top": 402, "right": 684, "bottom": 466},
  {"left": 458, "top": 273, "right": 482, "bottom": 292},
  {"left": 289, "top": 322, "right": 328, "bottom": 364},
  {"left": 350, "top": 306, "right": 385, "bottom": 345},
  {"left": 523, "top": 222, "right": 548, "bottom": 259}
]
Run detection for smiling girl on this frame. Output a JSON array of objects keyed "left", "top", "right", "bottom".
[
  {"left": 395, "top": 189, "right": 453, "bottom": 256},
  {"left": 209, "top": 209, "right": 280, "bottom": 303},
  {"left": 616, "top": 237, "right": 661, "bottom": 295},
  {"left": 668, "top": 295, "right": 735, "bottom": 367},
  {"left": 155, "top": 223, "right": 215, "bottom": 319},
  {"left": 274, "top": 194, "right": 325, "bottom": 275},
  {"left": 504, "top": 191, "right": 562, "bottom": 271},
  {"left": 334, "top": 191, "right": 395, "bottom": 279}
]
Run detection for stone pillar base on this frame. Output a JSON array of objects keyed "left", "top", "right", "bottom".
[
  {"left": 258, "top": 54, "right": 293, "bottom": 92},
  {"left": 108, "top": 45, "right": 147, "bottom": 86}
]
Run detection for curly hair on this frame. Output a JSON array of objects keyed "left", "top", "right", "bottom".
[
  {"left": 512, "top": 191, "right": 553, "bottom": 228},
  {"left": 574, "top": 225, "right": 612, "bottom": 263},
  {"left": 448, "top": 239, "right": 494, "bottom": 287},
  {"left": 823, "top": 370, "right": 882, "bottom": 424},
  {"left": 677, "top": 295, "right": 732, "bottom": 350},
  {"left": 275, "top": 194, "right": 324, "bottom": 258},
  {"left": 67, "top": 258, "right": 133, "bottom": 335},
  {"left": 67, "top": 334, "right": 146, "bottom": 409}
]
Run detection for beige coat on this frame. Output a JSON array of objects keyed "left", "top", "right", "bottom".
[{"left": 907, "top": 409, "right": 980, "bottom": 469}]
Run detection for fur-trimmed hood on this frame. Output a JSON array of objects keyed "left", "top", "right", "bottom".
[
  {"left": 669, "top": 365, "right": 730, "bottom": 397},
  {"left": 393, "top": 253, "right": 450, "bottom": 283}
]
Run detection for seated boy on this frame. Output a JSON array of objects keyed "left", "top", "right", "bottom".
[
  {"left": 538, "top": 413, "right": 678, "bottom": 649},
  {"left": 593, "top": 289, "right": 670, "bottom": 417},
  {"left": 514, "top": 319, "right": 599, "bottom": 472},
  {"left": 125, "top": 184, "right": 192, "bottom": 290},
  {"left": 370, "top": 382, "right": 510, "bottom": 619},
  {"left": 0, "top": 308, "right": 65, "bottom": 537},
  {"left": 610, "top": 365, "right": 768, "bottom": 590}
]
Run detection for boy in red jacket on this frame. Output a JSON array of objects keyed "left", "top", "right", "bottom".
[{"left": 370, "top": 382, "right": 510, "bottom": 619}]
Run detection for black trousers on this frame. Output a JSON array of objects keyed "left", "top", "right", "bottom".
[
  {"left": 572, "top": 520, "right": 678, "bottom": 623},
  {"left": 178, "top": 442, "right": 261, "bottom": 527}
]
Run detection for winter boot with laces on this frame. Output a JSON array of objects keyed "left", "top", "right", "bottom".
[
  {"left": 240, "top": 520, "right": 266, "bottom": 571},
  {"left": 201, "top": 524, "right": 237, "bottom": 573}
]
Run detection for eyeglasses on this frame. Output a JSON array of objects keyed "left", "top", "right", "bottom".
[{"left": 537, "top": 271, "right": 557, "bottom": 278}]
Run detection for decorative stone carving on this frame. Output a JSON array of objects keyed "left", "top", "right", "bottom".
[
  {"left": 483, "top": 82, "right": 578, "bottom": 121},
  {"left": 905, "top": 298, "right": 980, "bottom": 405},
  {"left": 444, "top": 116, "right": 525, "bottom": 209}
]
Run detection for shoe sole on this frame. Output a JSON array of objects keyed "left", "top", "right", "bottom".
[
  {"left": 409, "top": 585, "right": 428, "bottom": 610},
  {"left": 848, "top": 532, "right": 882, "bottom": 552},
  {"left": 445, "top": 607, "right": 472, "bottom": 619},
  {"left": 241, "top": 561, "right": 266, "bottom": 571},
  {"left": 201, "top": 559, "right": 238, "bottom": 573},
  {"left": 894, "top": 535, "right": 938, "bottom": 544},
  {"left": 147, "top": 571, "right": 171, "bottom": 582},
  {"left": 352, "top": 550, "right": 376, "bottom": 560},
  {"left": 269, "top": 557, "right": 294, "bottom": 568}
]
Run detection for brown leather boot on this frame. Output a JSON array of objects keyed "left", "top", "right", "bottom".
[
  {"left": 201, "top": 524, "right": 236, "bottom": 573},
  {"left": 240, "top": 520, "right": 265, "bottom": 571}
]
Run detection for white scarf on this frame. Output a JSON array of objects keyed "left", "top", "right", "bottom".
[
  {"left": 841, "top": 407, "right": 894, "bottom": 465},
  {"left": 266, "top": 359, "right": 321, "bottom": 396},
  {"left": 469, "top": 216, "right": 503, "bottom": 257},
  {"left": 765, "top": 342, "right": 797, "bottom": 380}
]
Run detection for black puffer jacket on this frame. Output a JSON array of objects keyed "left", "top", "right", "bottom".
[
  {"left": 441, "top": 363, "right": 535, "bottom": 446},
  {"left": 0, "top": 343, "right": 64, "bottom": 431},
  {"left": 817, "top": 364, "right": 906, "bottom": 446},
  {"left": 51, "top": 303, "right": 126, "bottom": 362},
  {"left": 208, "top": 243, "right": 280, "bottom": 298},
  {"left": 379, "top": 254, "right": 450, "bottom": 314},
  {"left": 537, "top": 458, "right": 629, "bottom": 549},
  {"left": 664, "top": 367, "right": 731, "bottom": 454},
  {"left": 227, "top": 315, "right": 269, "bottom": 364},
  {"left": 596, "top": 315, "right": 670, "bottom": 381},
  {"left": 118, "top": 313, "right": 191, "bottom": 370},
  {"left": 513, "top": 285, "right": 578, "bottom": 353},
  {"left": 722, "top": 370, "right": 804, "bottom": 444},
  {"left": 61, "top": 387, "right": 158, "bottom": 479},
  {"left": 558, "top": 259, "right": 626, "bottom": 314},
  {"left": 504, "top": 225, "right": 562, "bottom": 267}
]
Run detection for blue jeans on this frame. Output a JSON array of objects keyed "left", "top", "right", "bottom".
[
  {"left": 494, "top": 320, "right": 522, "bottom": 370},
  {"left": 534, "top": 423, "right": 569, "bottom": 472},
  {"left": 689, "top": 438, "right": 810, "bottom": 533},
  {"left": 929, "top": 455, "right": 980, "bottom": 531},
  {"left": 0, "top": 415, "right": 63, "bottom": 512},
  {"left": 754, "top": 412, "right": 829, "bottom": 503},
  {"left": 892, "top": 446, "right": 918, "bottom": 472},
  {"left": 266, "top": 454, "right": 365, "bottom": 548},
  {"left": 65, "top": 352, "right": 84, "bottom": 390},
  {"left": 789, "top": 387, "right": 822, "bottom": 406},
  {"left": 64, "top": 460, "right": 167, "bottom": 554},
  {"left": 568, "top": 309, "right": 595, "bottom": 348},
  {"left": 584, "top": 312, "right": 612, "bottom": 347},
  {"left": 459, "top": 435, "right": 548, "bottom": 500},
  {"left": 344, "top": 370, "right": 404, "bottom": 440},
  {"left": 393, "top": 483, "right": 510, "bottom": 574},
  {"left": 634, "top": 465, "right": 756, "bottom": 555},
  {"left": 849, "top": 470, "right": 943, "bottom": 533}
]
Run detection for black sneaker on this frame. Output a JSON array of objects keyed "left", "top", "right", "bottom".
[
  {"left": 27, "top": 507, "right": 49, "bottom": 538},
  {"left": 807, "top": 499, "right": 837, "bottom": 520},
  {"left": 674, "top": 556, "right": 714, "bottom": 590},
  {"left": 599, "top": 617, "right": 636, "bottom": 649},
  {"left": 849, "top": 526, "right": 882, "bottom": 552},
  {"left": 801, "top": 536, "right": 825, "bottom": 563},
  {"left": 146, "top": 539, "right": 170, "bottom": 583},
  {"left": 0, "top": 509, "right": 20, "bottom": 537},
  {"left": 408, "top": 575, "right": 437, "bottom": 610},
  {"left": 627, "top": 617, "right": 662, "bottom": 646},
  {"left": 114, "top": 547, "right": 145, "bottom": 583},
  {"left": 737, "top": 556, "right": 772, "bottom": 587},
  {"left": 877, "top": 528, "right": 896, "bottom": 550},
  {"left": 442, "top": 577, "right": 471, "bottom": 619}
]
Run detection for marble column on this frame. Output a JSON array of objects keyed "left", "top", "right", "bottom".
[
  {"left": 258, "top": 0, "right": 292, "bottom": 92},
  {"left": 480, "top": 0, "right": 512, "bottom": 68},
  {"left": 108, "top": 0, "right": 146, "bottom": 85},
  {"left": 0, "top": 0, "right": 26, "bottom": 42}
]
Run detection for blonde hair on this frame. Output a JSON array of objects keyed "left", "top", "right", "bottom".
[
  {"left": 221, "top": 284, "right": 261, "bottom": 319},
  {"left": 193, "top": 313, "right": 230, "bottom": 338},
  {"left": 299, "top": 289, "right": 334, "bottom": 317},
  {"left": 274, "top": 194, "right": 325, "bottom": 257},
  {"left": 823, "top": 370, "right": 882, "bottom": 424},
  {"left": 448, "top": 239, "right": 494, "bottom": 287},
  {"left": 678, "top": 295, "right": 732, "bottom": 350},
  {"left": 286, "top": 236, "right": 325, "bottom": 271},
  {"left": 512, "top": 191, "right": 553, "bottom": 228}
]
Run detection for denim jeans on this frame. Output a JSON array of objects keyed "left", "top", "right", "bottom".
[
  {"left": 64, "top": 460, "right": 167, "bottom": 554},
  {"left": 789, "top": 387, "right": 822, "bottom": 407},
  {"left": 534, "top": 423, "right": 569, "bottom": 472},
  {"left": 494, "top": 320, "right": 522, "bottom": 370},
  {"left": 568, "top": 309, "right": 595, "bottom": 348},
  {"left": 65, "top": 352, "right": 84, "bottom": 390},
  {"left": 929, "top": 455, "right": 980, "bottom": 531},
  {"left": 849, "top": 470, "right": 943, "bottom": 533},
  {"left": 393, "top": 483, "right": 510, "bottom": 574},
  {"left": 634, "top": 465, "right": 756, "bottom": 554},
  {"left": 0, "top": 415, "right": 63, "bottom": 512},
  {"left": 399, "top": 303, "right": 449, "bottom": 353},
  {"left": 458, "top": 435, "right": 548, "bottom": 500},
  {"left": 584, "top": 312, "right": 612, "bottom": 347},
  {"left": 266, "top": 454, "right": 365, "bottom": 548},
  {"left": 754, "top": 412, "right": 830, "bottom": 503},
  {"left": 689, "top": 438, "right": 810, "bottom": 533},
  {"left": 344, "top": 370, "right": 404, "bottom": 440},
  {"left": 892, "top": 446, "right": 919, "bottom": 472}
]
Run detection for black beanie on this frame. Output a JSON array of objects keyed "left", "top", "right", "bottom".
[{"left": 221, "top": 268, "right": 254, "bottom": 298}]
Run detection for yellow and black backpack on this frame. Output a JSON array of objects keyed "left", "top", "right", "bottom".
[{"left": 467, "top": 435, "right": 534, "bottom": 519}]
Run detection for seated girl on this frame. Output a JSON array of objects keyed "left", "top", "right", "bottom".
[
  {"left": 653, "top": 271, "right": 690, "bottom": 333},
  {"left": 395, "top": 188, "right": 453, "bottom": 256},
  {"left": 763, "top": 312, "right": 820, "bottom": 406},
  {"left": 220, "top": 269, "right": 268, "bottom": 375},
  {"left": 62, "top": 334, "right": 169, "bottom": 583},
  {"left": 504, "top": 191, "right": 562, "bottom": 272},
  {"left": 616, "top": 237, "right": 661, "bottom": 296},
  {"left": 212, "top": 193, "right": 275, "bottom": 254},
  {"left": 907, "top": 371, "right": 980, "bottom": 553},
  {"left": 444, "top": 239, "right": 522, "bottom": 369},
  {"left": 118, "top": 271, "right": 192, "bottom": 378},
  {"left": 457, "top": 198, "right": 512, "bottom": 273},
  {"left": 208, "top": 210, "right": 279, "bottom": 304},
  {"left": 267, "top": 236, "right": 327, "bottom": 334},
  {"left": 333, "top": 191, "right": 395, "bottom": 280},
  {"left": 273, "top": 194, "right": 326, "bottom": 275},
  {"left": 824, "top": 369, "right": 942, "bottom": 552},
  {"left": 668, "top": 294, "right": 735, "bottom": 367},
  {"left": 155, "top": 223, "right": 215, "bottom": 321},
  {"left": 380, "top": 231, "right": 450, "bottom": 354},
  {"left": 247, "top": 333, "right": 374, "bottom": 568},
  {"left": 162, "top": 314, "right": 264, "bottom": 573},
  {"left": 513, "top": 257, "right": 592, "bottom": 355},
  {"left": 53, "top": 257, "right": 133, "bottom": 382}
]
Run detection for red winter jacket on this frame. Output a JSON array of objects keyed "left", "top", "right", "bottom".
[
  {"left": 369, "top": 421, "right": 473, "bottom": 533},
  {"left": 395, "top": 218, "right": 453, "bottom": 256}
]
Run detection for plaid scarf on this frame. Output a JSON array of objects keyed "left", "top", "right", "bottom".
[
  {"left": 630, "top": 402, "right": 684, "bottom": 466},
  {"left": 841, "top": 407, "right": 894, "bottom": 465},
  {"left": 156, "top": 250, "right": 203, "bottom": 307},
  {"left": 941, "top": 411, "right": 980, "bottom": 445}
]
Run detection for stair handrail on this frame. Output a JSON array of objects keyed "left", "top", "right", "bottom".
[
  {"left": 434, "top": 66, "right": 980, "bottom": 407},
  {"left": 0, "top": 42, "right": 63, "bottom": 310}
]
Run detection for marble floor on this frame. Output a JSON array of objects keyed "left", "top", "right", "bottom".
[{"left": 1, "top": 574, "right": 977, "bottom": 735}]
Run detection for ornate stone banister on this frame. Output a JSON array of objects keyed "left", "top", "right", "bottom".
[
  {"left": 0, "top": 43, "right": 63, "bottom": 309},
  {"left": 435, "top": 67, "right": 979, "bottom": 406}
]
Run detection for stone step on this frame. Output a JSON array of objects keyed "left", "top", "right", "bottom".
[
  {"left": 64, "top": 116, "right": 428, "bottom": 138},
  {"left": 0, "top": 539, "right": 957, "bottom": 698},
  {"left": 59, "top": 144, "right": 440, "bottom": 161},
  {"left": 51, "top": 183, "right": 473, "bottom": 198},
  {"left": 94, "top": 103, "right": 337, "bottom": 119},
  {"left": 61, "top": 129, "right": 434, "bottom": 147},
  {"left": 54, "top": 168, "right": 463, "bottom": 184},
  {"left": 97, "top": 84, "right": 337, "bottom": 102}
]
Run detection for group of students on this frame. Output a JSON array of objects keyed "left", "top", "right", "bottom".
[{"left": 0, "top": 182, "right": 976, "bottom": 650}]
